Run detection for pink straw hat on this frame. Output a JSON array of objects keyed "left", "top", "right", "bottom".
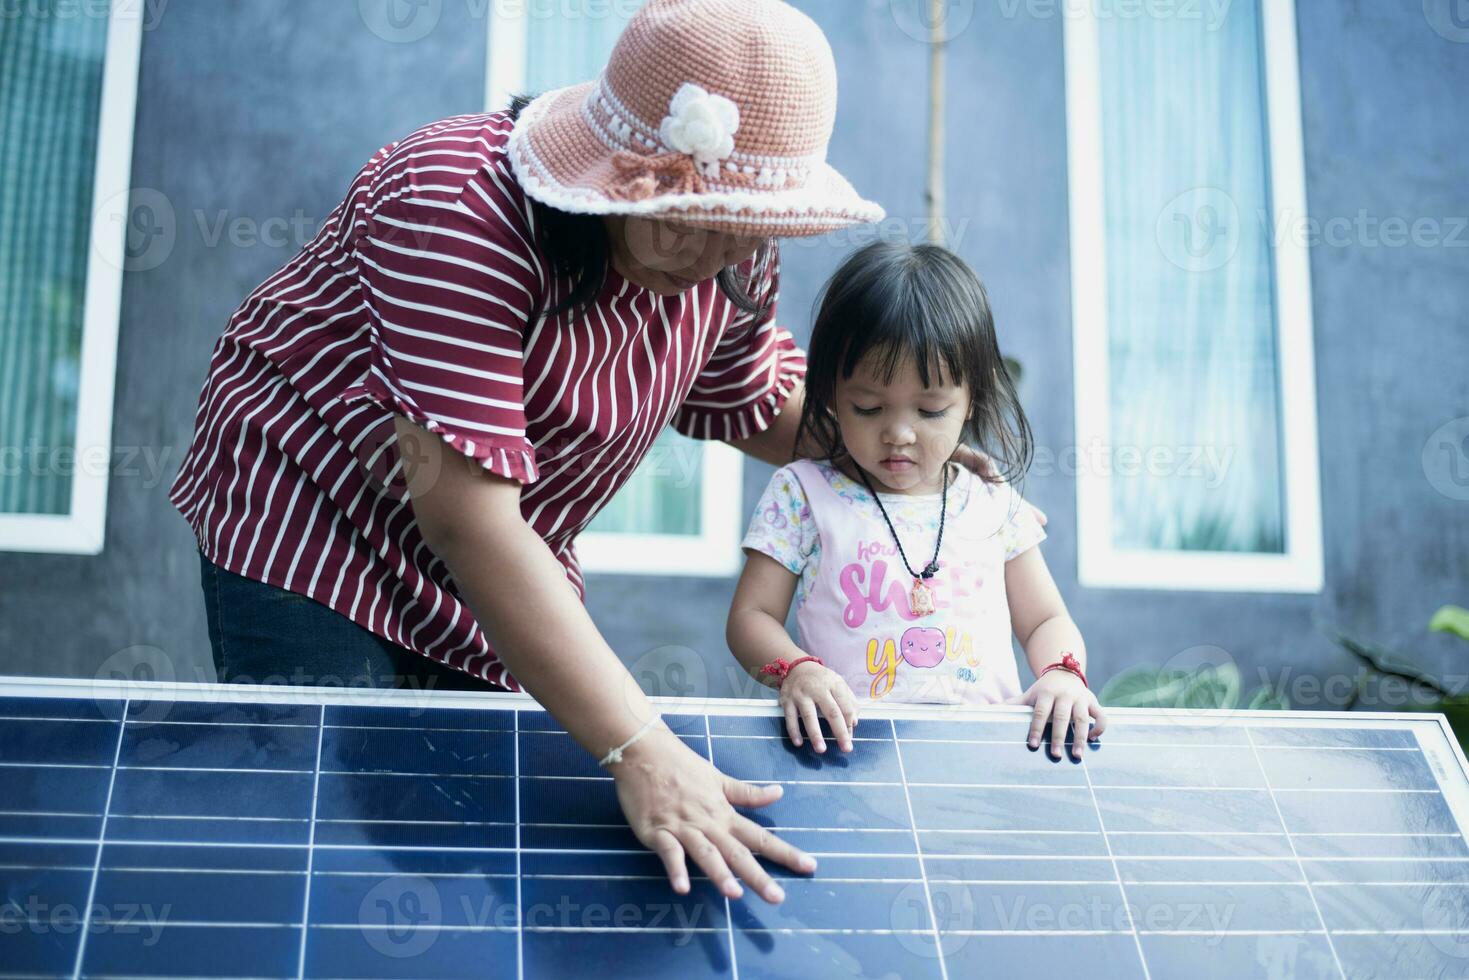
[{"left": 505, "top": 0, "right": 886, "bottom": 238}]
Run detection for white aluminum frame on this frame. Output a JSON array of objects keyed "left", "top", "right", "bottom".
[
  {"left": 0, "top": 7, "right": 144, "bottom": 554},
  {"left": 1062, "top": 0, "right": 1324, "bottom": 593}
]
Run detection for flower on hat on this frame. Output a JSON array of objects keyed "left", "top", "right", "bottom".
[
  {"left": 608, "top": 149, "right": 702, "bottom": 202},
  {"left": 658, "top": 83, "right": 739, "bottom": 179}
]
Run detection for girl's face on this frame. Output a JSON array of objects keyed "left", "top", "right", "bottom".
[{"left": 831, "top": 352, "right": 972, "bottom": 495}]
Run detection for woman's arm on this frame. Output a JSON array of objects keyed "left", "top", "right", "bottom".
[
  {"left": 726, "top": 382, "right": 809, "bottom": 465},
  {"left": 395, "top": 416, "right": 815, "bottom": 902},
  {"left": 1005, "top": 546, "right": 1107, "bottom": 759}
]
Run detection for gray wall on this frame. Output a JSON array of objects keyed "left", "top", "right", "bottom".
[{"left": 1, "top": 1, "right": 1465, "bottom": 714}]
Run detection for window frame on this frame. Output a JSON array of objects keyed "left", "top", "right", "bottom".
[
  {"left": 0, "top": 9, "right": 145, "bottom": 555},
  {"left": 485, "top": 3, "right": 747, "bottom": 578},
  {"left": 1061, "top": 0, "right": 1324, "bottom": 593}
]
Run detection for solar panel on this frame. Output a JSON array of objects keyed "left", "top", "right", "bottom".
[{"left": 2, "top": 675, "right": 1468, "bottom": 979}]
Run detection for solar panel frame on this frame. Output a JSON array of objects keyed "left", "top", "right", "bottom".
[{"left": 2, "top": 674, "right": 1467, "bottom": 980}]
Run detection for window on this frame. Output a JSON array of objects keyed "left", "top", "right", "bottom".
[
  {"left": 1063, "top": 0, "right": 1323, "bottom": 592},
  {"left": 486, "top": 0, "right": 744, "bottom": 577},
  {"left": 0, "top": 6, "right": 143, "bottom": 554}
]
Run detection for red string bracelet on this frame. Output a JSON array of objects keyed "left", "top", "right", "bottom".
[
  {"left": 1039, "top": 652, "right": 1088, "bottom": 689},
  {"left": 759, "top": 655, "right": 824, "bottom": 687}
]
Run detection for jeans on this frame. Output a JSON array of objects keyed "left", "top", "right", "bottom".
[{"left": 198, "top": 549, "right": 502, "bottom": 692}]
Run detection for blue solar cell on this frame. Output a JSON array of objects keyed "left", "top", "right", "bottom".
[
  {"left": 1, "top": 687, "right": 1467, "bottom": 979},
  {"left": 120, "top": 721, "right": 319, "bottom": 770},
  {"left": 94, "top": 867, "right": 305, "bottom": 924},
  {"left": 1332, "top": 931, "right": 1469, "bottom": 976},
  {"left": 306, "top": 926, "right": 518, "bottom": 980},
  {"left": 325, "top": 704, "right": 514, "bottom": 732},
  {"left": 0, "top": 763, "right": 111, "bottom": 820},
  {"left": 0, "top": 694, "right": 123, "bottom": 721},
  {"left": 711, "top": 730, "right": 904, "bottom": 782},
  {"left": 0, "top": 717, "right": 121, "bottom": 766},
  {"left": 320, "top": 724, "right": 515, "bottom": 776},
  {"left": 1259, "top": 744, "right": 1441, "bottom": 791},
  {"left": 1139, "top": 934, "right": 1338, "bottom": 980},
  {"left": 83, "top": 923, "right": 302, "bottom": 976},
  {"left": 900, "top": 738, "right": 1089, "bottom": 786},
  {"left": 1249, "top": 726, "right": 1417, "bottom": 749},
  {"left": 128, "top": 698, "right": 318, "bottom": 726}
]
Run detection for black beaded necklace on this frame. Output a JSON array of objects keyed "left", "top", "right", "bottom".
[{"left": 854, "top": 459, "right": 948, "bottom": 616}]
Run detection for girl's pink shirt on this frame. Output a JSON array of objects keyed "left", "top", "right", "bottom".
[{"left": 740, "top": 458, "right": 1047, "bottom": 705}]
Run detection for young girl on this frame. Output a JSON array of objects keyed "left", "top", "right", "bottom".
[{"left": 727, "top": 240, "right": 1106, "bottom": 761}]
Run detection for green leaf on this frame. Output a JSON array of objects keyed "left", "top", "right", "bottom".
[
  {"left": 1245, "top": 686, "right": 1290, "bottom": 711},
  {"left": 1429, "top": 605, "right": 1469, "bottom": 643},
  {"left": 1320, "top": 624, "right": 1453, "bottom": 697},
  {"left": 1100, "top": 666, "right": 1169, "bottom": 708},
  {"left": 1180, "top": 662, "right": 1241, "bottom": 710},
  {"left": 1099, "top": 666, "right": 1157, "bottom": 707}
]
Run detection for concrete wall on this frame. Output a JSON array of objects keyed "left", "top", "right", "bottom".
[{"left": 1, "top": 1, "right": 1465, "bottom": 714}]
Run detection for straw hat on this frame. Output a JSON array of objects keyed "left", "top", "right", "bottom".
[{"left": 505, "top": 0, "right": 885, "bottom": 237}]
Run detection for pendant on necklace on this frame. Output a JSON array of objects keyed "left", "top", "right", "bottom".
[{"left": 909, "top": 576, "right": 936, "bottom": 616}]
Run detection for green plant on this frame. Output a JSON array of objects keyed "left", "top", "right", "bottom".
[
  {"left": 1100, "top": 660, "right": 1289, "bottom": 711},
  {"left": 1323, "top": 604, "right": 1469, "bottom": 756}
]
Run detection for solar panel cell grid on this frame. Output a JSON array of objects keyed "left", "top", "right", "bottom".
[{"left": 1, "top": 679, "right": 1467, "bottom": 980}]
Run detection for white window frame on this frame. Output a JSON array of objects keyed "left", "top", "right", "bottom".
[
  {"left": 485, "top": 5, "right": 746, "bottom": 578},
  {"left": 1062, "top": 0, "right": 1324, "bottom": 593},
  {"left": 0, "top": 9, "right": 144, "bottom": 555}
]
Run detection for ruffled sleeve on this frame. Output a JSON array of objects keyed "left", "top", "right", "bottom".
[
  {"left": 997, "top": 479, "right": 1048, "bottom": 561},
  {"left": 341, "top": 156, "right": 544, "bottom": 485},
  {"left": 740, "top": 464, "right": 818, "bottom": 575}
]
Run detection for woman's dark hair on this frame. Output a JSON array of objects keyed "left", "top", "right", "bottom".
[
  {"left": 506, "top": 93, "right": 776, "bottom": 321},
  {"left": 795, "top": 239, "right": 1034, "bottom": 489}
]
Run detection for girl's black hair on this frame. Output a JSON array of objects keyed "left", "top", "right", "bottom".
[
  {"left": 795, "top": 239, "right": 1034, "bottom": 488},
  {"left": 505, "top": 94, "right": 777, "bottom": 321}
]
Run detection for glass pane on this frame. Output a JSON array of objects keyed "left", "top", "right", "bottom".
[
  {"left": 587, "top": 429, "right": 703, "bottom": 536},
  {"left": 0, "top": 7, "right": 109, "bottom": 515},
  {"left": 1096, "top": 0, "right": 1286, "bottom": 554},
  {"left": 523, "top": 1, "right": 643, "bottom": 91}
]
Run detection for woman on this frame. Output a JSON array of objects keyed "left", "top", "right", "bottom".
[{"left": 168, "top": 0, "right": 1033, "bottom": 902}]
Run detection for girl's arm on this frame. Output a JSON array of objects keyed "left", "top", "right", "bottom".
[
  {"left": 727, "top": 551, "right": 858, "bottom": 752},
  {"left": 727, "top": 551, "right": 805, "bottom": 683},
  {"left": 1005, "top": 545, "right": 1108, "bottom": 759}
]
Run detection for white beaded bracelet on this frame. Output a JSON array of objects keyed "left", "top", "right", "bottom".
[{"left": 597, "top": 715, "right": 665, "bottom": 768}]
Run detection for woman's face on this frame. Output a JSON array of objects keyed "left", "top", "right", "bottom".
[{"left": 604, "top": 215, "right": 763, "bottom": 295}]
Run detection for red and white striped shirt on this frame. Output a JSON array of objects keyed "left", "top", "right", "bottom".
[{"left": 168, "top": 110, "right": 805, "bottom": 691}]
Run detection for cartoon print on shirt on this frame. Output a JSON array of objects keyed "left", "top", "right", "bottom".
[
  {"left": 901, "top": 626, "right": 946, "bottom": 667},
  {"left": 866, "top": 625, "right": 980, "bottom": 699}
]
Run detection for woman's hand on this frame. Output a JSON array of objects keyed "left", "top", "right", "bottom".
[
  {"left": 611, "top": 724, "right": 816, "bottom": 903},
  {"left": 779, "top": 661, "right": 859, "bottom": 753},
  {"left": 951, "top": 444, "right": 1047, "bottom": 526},
  {"left": 1006, "top": 670, "right": 1107, "bottom": 761}
]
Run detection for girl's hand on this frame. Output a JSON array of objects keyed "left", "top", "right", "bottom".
[
  {"left": 1006, "top": 671, "right": 1107, "bottom": 760},
  {"left": 780, "top": 661, "right": 859, "bottom": 753},
  {"left": 611, "top": 724, "right": 817, "bottom": 902}
]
